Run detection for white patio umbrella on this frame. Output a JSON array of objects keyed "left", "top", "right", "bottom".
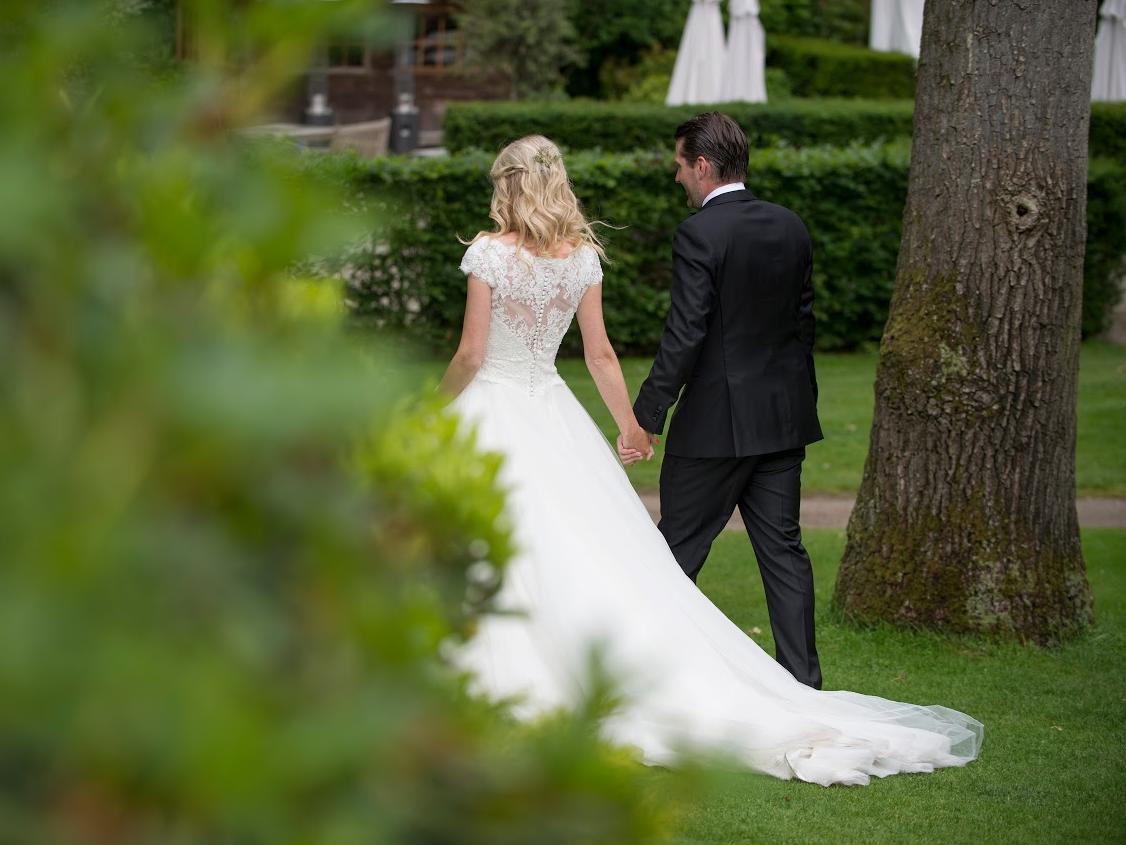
[
  {"left": 666, "top": 0, "right": 726, "bottom": 106},
  {"left": 720, "top": 0, "right": 768, "bottom": 103},
  {"left": 1093, "top": 0, "right": 1126, "bottom": 101},
  {"left": 869, "top": 0, "right": 925, "bottom": 58}
]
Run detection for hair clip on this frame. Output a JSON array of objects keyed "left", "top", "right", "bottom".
[{"left": 533, "top": 148, "right": 559, "bottom": 167}]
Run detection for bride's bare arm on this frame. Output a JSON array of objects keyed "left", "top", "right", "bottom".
[
  {"left": 438, "top": 275, "right": 492, "bottom": 397},
  {"left": 576, "top": 283, "right": 653, "bottom": 461}
]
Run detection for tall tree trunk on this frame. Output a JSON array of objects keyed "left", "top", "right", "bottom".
[{"left": 833, "top": 1, "right": 1097, "bottom": 646}]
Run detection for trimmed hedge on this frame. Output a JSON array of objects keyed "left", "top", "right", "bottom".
[
  {"left": 760, "top": 0, "right": 869, "bottom": 45},
  {"left": 767, "top": 36, "right": 916, "bottom": 99},
  {"left": 444, "top": 99, "right": 1126, "bottom": 162},
  {"left": 445, "top": 99, "right": 917, "bottom": 154},
  {"left": 311, "top": 144, "right": 1124, "bottom": 354},
  {"left": 1086, "top": 158, "right": 1126, "bottom": 335},
  {"left": 1091, "top": 102, "right": 1126, "bottom": 163}
]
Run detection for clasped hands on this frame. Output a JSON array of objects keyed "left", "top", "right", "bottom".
[{"left": 617, "top": 426, "right": 657, "bottom": 466}]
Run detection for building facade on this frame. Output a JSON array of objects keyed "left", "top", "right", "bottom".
[{"left": 175, "top": 1, "right": 508, "bottom": 141}]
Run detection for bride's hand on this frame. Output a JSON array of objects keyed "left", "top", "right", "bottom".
[
  {"left": 617, "top": 427, "right": 655, "bottom": 465},
  {"left": 617, "top": 434, "right": 642, "bottom": 465}
]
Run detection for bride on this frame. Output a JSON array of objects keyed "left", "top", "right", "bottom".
[{"left": 439, "top": 135, "right": 982, "bottom": 787}]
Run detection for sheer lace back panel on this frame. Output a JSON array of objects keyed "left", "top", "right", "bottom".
[{"left": 460, "top": 236, "right": 603, "bottom": 395}]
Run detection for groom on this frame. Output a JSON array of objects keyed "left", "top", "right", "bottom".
[{"left": 620, "top": 112, "right": 824, "bottom": 689}]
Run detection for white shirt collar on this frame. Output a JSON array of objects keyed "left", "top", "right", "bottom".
[{"left": 701, "top": 182, "right": 746, "bottom": 207}]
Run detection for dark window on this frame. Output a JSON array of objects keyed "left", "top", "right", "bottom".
[
  {"left": 411, "top": 8, "right": 463, "bottom": 72},
  {"left": 327, "top": 42, "right": 367, "bottom": 69}
]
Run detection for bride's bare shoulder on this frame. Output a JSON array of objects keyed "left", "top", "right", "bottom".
[{"left": 550, "top": 239, "right": 583, "bottom": 259}]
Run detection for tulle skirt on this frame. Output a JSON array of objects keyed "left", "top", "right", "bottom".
[{"left": 451, "top": 374, "right": 983, "bottom": 786}]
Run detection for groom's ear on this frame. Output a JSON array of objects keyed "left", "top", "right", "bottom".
[{"left": 695, "top": 156, "right": 711, "bottom": 180}]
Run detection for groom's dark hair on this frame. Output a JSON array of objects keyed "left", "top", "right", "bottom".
[{"left": 675, "top": 112, "right": 748, "bottom": 182}]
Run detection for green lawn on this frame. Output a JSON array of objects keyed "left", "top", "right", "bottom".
[
  {"left": 1076, "top": 342, "right": 1126, "bottom": 496},
  {"left": 556, "top": 341, "right": 1126, "bottom": 495},
  {"left": 422, "top": 340, "right": 1126, "bottom": 839},
  {"left": 655, "top": 528, "right": 1126, "bottom": 844}
]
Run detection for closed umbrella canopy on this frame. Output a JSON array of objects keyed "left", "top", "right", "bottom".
[
  {"left": 869, "top": 0, "right": 925, "bottom": 58},
  {"left": 721, "top": 0, "right": 767, "bottom": 103},
  {"left": 667, "top": 0, "right": 726, "bottom": 106},
  {"left": 1093, "top": 0, "right": 1126, "bottom": 101}
]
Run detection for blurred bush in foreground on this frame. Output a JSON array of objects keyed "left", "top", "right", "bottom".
[{"left": 0, "top": 3, "right": 683, "bottom": 843}]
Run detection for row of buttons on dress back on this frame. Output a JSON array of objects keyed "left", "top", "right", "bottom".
[{"left": 526, "top": 263, "right": 557, "bottom": 397}]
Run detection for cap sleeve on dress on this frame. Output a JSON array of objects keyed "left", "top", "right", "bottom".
[
  {"left": 584, "top": 246, "right": 604, "bottom": 288},
  {"left": 459, "top": 238, "right": 498, "bottom": 289}
]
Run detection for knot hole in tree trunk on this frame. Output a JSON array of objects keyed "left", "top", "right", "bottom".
[{"left": 1009, "top": 194, "right": 1041, "bottom": 231}]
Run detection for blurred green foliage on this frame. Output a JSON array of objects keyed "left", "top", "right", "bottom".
[
  {"left": 1090, "top": 102, "right": 1126, "bottom": 163},
  {"left": 563, "top": 0, "right": 869, "bottom": 98},
  {"left": 1085, "top": 159, "right": 1126, "bottom": 336},
  {"left": 0, "top": 2, "right": 685, "bottom": 842},
  {"left": 583, "top": 23, "right": 908, "bottom": 103},
  {"left": 456, "top": 0, "right": 580, "bottom": 100},
  {"left": 443, "top": 99, "right": 1126, "bottom": 162},
  {"left": 443, "top": 98, "right": 918, "bottom": 154},
  {"left": 598, "top": 46, "right": 678, "bottom": 101},
  {"left": 758, "top": 0, "right": 869, "bottom": 45},
  {"left": 767, "top": 35, "right": 917, "bottom": 99},
  {"left": 321, "top": 143, "right": 1125, "bottom": 355},
  {"left": 599, "top": 47, "right": 792, "bottom": 104},
  {"left": 563, "top": 0, "right": 694, "bottom": 98}
]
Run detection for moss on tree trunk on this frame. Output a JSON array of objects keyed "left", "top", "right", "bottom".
[{"left": 833, "top": 0, "right": 1097, "bottom": 646}]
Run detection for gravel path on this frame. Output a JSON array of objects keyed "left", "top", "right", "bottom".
[
  {"left": 1107, "top": 276, "right": 1126, "bottom": 345},
  {"left": 637, "top": 492, "right": 1126, "bottom": 530}
]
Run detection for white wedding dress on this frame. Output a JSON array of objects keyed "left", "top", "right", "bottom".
[{"left": 450, "top": 235, "right": 983, "bottom": 787}]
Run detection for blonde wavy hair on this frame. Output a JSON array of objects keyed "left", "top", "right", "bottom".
[{"left": 464, "top": 135, "right": 609, "bottom": 262}]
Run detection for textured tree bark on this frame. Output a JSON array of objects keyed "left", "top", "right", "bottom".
[{"left": 833, "top": 1, "right": 1097, "bottom": 645}]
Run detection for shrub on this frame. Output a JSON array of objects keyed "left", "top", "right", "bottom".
[
  {"left": 0, "top": 3, "right": 687, "bottom": 842},
  {"left": 320, "top": 145, "right": 1126, "bottom": 356},
  {"left": 1085, "top": 159, "right": 1126, "bottom": 335},
  {"left": 563, "top": 0, "right": 693, "bottom": 97},
  {"left": 766, "top": 36, "right": 916, "bottom": 99},
  {"left": 607, "top": 46, "right": 793, "bottom": 105},
  {"left": 323, "top": 143, "right": 906, "bottom": 353},
  {"left": 1091, "top": 102, "right": 1126, "bottom": 163},
  {"left": 443, "top": 99, "right": 1125, "bottom": 162},
  {"left": 623, "top": 67, "right": 794, "bottom": 106},
  {"left": 765, "top": 67, "right": 794, "bottom": 102},
  {"left": 600, "top": 45, "right": 678, "bottom": 101},
  {"left": 759, "top": 0, "right": 869, "bottom": 45},
  {"left": 456, "top": 0, "right": 579, "bottom": 99},
  {"left": 444, "top": 98, "right": 917, "bottom": 154},
  {"left": 564, "top": 0, "right": 869, "bottom": 98}
]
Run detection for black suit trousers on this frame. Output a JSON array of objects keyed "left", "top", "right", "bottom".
[{"left": 657, "top": 447, "right": 823, "bottom": 690}]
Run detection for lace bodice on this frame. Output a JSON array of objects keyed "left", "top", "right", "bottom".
[{"left": 460, "top": 236, "right": 603, "bottom": 395}]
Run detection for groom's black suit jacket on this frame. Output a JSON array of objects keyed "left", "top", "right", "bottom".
[{"left": 634, "top": 189, "right": 823, "bottom": 457}]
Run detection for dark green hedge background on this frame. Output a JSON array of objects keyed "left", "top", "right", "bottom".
[
  {"left": 309, "top": 143, "right": 1126, "bottom": 356},
  {"left": 444, "top": 100, "right": 1126, "bottom": 162},
  {"left": 768, "top": 36, "right": 916, "bottom": 99},
  {"left": 1090, "top": 102, "right": 1126, "bottom": 162},
  {"left": 444, "top": 99, "right": 916, "bottom": 155},
  {"left": 758, "top": 0, "right": 870, "bottom": 45}
]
